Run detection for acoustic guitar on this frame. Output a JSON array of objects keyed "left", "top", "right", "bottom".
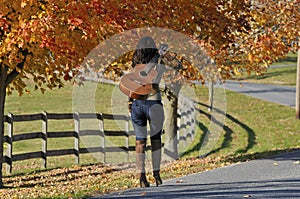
[
  {"left": 119, "top": 44, "right": 178, "bottom": 99},
  {"left": 119, "top": 63, "right": 158, "bottom": 99}
]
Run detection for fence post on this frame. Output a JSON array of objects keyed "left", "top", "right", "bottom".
[
  {"left": 125, "top": 115, "right": 129, "bottom": 161},
  {"left": 74, "top": 112, "right": 80, "bottom": 165},
  {"left": 6, "top": 113, "right": 13, "bottom": 174},
  {"left": 191, "top": 106, "right": 196, "bottom": 140},
  {"left": 99, "top": 113, "right": 105, "bottom": 163},
  {"left": 296, "top": 48, "right": 300, "bottom": 119},
  {"left": 188, "top": 100, "right": 194, "bottom": 142},
  {"left": 208, "top": 82, "right": 214, "bottom": 112},
  {"left": 42, "top": 111, "right": 48, "bottom": 169},
  {"left": 177, "top": 102, "right": 182, "bottom": 151}
]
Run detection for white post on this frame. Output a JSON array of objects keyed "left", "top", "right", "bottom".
[
  {"left": 125, "top": 116, "right": 129, "bottom": 161},
  {"left": 6, "top": 113, "right": 13, "bottom": 174},
  {"left": 42, "top": 111, "right": 48, "bottom": 168},
  {"left": 208, "top": 81, "right": 214, "bottom": 112},
  {"left": 74, "top": 112, "right": 80, "bottom": 164},
  {"left": 99, "top": 113, "right": 105, "bottom": 163}
]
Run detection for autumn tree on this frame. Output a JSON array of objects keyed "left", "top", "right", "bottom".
[
  {"left": 84, "top": 0, "right": 299, "bottom": 159},
  {"left": 76, "top": 0, "right": 252, "bottom": 160},
  {"left": 0, "top": 0, "right": 124, "bottom": 187},
  {"left": 202, "top": 0, "right": 299, "bottom": 116}
]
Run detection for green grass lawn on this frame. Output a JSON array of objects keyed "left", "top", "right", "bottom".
[
  {"left": 4, "top": 81, "right": 133, "bottom": 173},
  {"left": 3, "top": 81, "right": 300, "bottom": 198},
  {"left": 190, "top": 87, "right": 300, "bottom": 159},
  {"left": 4, "top": 77, "right": 300, "bottom": 171},
  {"left": 233, "top": 52, "right": 298, "bottom": 85}
]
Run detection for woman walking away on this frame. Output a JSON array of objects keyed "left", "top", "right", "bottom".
[
  {"left": 123, "top": 36, "right": 182, "bottom": 187},
  {"left": 129, "top": 36, "right": 165, "bottom": 188}
]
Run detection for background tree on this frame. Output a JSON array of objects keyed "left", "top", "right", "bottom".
[
  {"left": 93, "top": 0, "right": 299, "bottom": 159},
  {"left": 80, "top": 0, "right": 255, "bottom": 160}
]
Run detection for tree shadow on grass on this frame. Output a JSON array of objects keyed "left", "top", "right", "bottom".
[
  {"left": 182, "top": 101, "right": 256, "bottom": 157},
  {"left": 277, "top": 55, "right": 297, "bottom": 63},
  {"left": 233, "top": 64, "right": 296, "bottom": 82},
  {"left": 251, "top": 67, "right": 296, "bottom": 81},
  {"left": 3, "top": 163, "right": 117, "bottom": 189},
  {"left": 224, "top": 147, "right": 300, "bottom": 163}
]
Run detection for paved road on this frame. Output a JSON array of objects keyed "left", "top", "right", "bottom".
[
  {"left": 91, "top": 82, "right": 300, "bottom": 199},
  {"left": 220, "top": 81, "right": 296, "bottom": 107},
  {"left": 91, "top": 150, "right": 300, "bottom": 199}
]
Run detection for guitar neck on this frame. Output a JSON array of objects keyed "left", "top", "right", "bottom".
[{"left": 142, "top": 54, "right": 160, "bottom": 75}]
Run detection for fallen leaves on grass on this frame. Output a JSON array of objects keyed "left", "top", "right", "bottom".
[
  {"left": 1, "top": 164, "right": 136, "bottom": 199},
  {"left": 0, "top": 156, "right": 238, "bottom": 199},
  {"left": 293, "top": 161, "right": 300, "bottom": 165}
]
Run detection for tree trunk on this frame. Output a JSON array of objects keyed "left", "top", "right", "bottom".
[
  {"left": 163, "top": 82, "right": 182, "bottom": 161},
  {"left": 296, "top": 48, "right": 300, "bottom": 119},
  {"left": 0, "top": 66, "right": 7, "bottom": 188}
]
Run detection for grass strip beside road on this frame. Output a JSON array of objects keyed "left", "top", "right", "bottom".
[
  {"left": 1, "top": 82, "right": 300, "bottom": 198},
  {"left": 232, "top": 52, "right": 298, "bottom": 86}
]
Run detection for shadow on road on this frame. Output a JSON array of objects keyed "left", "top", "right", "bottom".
[{"left": 96, "top": 178, "right": 300, "bottom": 199}]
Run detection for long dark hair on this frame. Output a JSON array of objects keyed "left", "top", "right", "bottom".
[{"left": 132, "top": 36, "right": 158, "bottom": 68}]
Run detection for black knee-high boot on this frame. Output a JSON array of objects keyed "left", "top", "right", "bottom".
[
  {"left": 136, "top": 140, "right": 149, "bottom": 187},
  {"left": 151, "top": 138, "right": 162, "bottom": 186}
]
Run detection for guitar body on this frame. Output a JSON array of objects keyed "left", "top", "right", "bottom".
[{"left": 119, "top": 64, "right": 158, "bottom": 99}]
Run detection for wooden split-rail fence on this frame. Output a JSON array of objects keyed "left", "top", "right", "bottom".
[{"left": 3, "top": 98, "right": 196, "bottom": 174}]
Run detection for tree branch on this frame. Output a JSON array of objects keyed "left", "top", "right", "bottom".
[{"left": 5, "top": 49, "right": 29, "bottom": 87}]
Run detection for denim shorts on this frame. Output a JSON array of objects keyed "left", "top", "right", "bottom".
[{"left": 131, "top": 100, "right": 164, "bottom": 140}]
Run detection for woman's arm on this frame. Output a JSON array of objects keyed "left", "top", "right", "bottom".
[{"left": 161, "top": 52, "right": 182, "bottom": 71}]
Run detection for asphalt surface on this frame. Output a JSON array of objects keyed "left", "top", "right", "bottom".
[
  {"left": 91, "top": 82, "right": 300, "bottom": 199},
  {"left": 220, "top": 81, "right": 296, "bottom": 107},
  {"left": 92, "top": 150, "right": 300, "bottom": 199}
]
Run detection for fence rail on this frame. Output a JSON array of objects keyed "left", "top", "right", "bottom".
[
  {"left": 4, "top": 112, "right": 131, "bottom": 174},
  {"left": 3, "top": 99, "right": 195, "bottom": 174}
]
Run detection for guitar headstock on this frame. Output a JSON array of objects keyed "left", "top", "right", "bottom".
[
  {"left": 158, "top": 44, "right": 183, "bottom": 70},
  {"left": 158, "top": 43, "right": 169, "bottom": 56}
]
